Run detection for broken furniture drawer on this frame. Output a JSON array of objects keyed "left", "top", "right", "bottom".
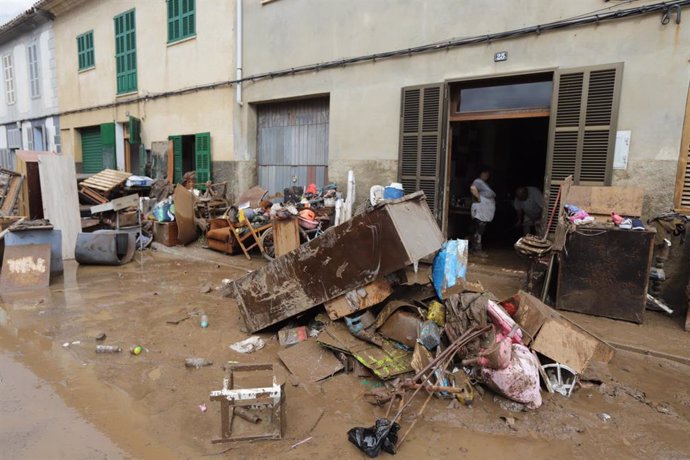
[{"left": 556, "top": 224, "right": 655, "bottom": 323}]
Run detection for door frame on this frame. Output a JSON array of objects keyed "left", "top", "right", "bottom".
[{"left": 440, "top": 68, "right": 556, "bottom": 236}]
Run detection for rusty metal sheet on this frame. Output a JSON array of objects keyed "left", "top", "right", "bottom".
[
  {"left": 0, "top": 243, "right": 51, "bottom": 291},
  {"left": 231, "top": 192, "right": 443, "bottom": 333}
]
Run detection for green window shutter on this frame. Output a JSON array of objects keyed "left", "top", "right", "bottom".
[
  {"left": 167, "top": 0, "right": 195, "bottom": 43},
  {"left": 114, "top": 9, "right": 137, "bottom": 94},
  {"left": 128, "top": 116, "right": 141, "bottom": 144},
  {"left": 77, "top": 31, "right": 94, "bottom": 70},
  {"left": 139, "top": 144, "right": 147, "bottom": 176},
  {"left": 170, "top": 135, "right": 183, "bottom": 183},
  {"left": 195, "top": 132, "right": 211, "bottom": 190},
  {"left": 81, "top": 127, "right": 103, "bottom": 174},
  {"left": 100, "top": 122, "right": 117, "bottom": 170}
]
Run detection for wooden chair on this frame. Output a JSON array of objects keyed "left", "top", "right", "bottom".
[{"left": 229, "top": 219, "right": 272, "bottom": 260}]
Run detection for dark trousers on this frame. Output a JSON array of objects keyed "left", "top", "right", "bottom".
[{"left": 472, "top": 218, "right": 487, "bottom": 251}]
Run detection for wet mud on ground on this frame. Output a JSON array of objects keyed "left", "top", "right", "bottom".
[{"left": 0, "top": 250, "right": 689, "bottom": 459}]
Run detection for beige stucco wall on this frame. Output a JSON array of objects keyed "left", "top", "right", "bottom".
[
  {"left": 54, "top": 0, "right": 235, "bottom": 162},
  {"left": 238, "top": 0, "right": 690, "bottom": 216}
]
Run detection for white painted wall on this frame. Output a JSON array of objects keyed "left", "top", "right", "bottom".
[{"left": 0, "top": 18, "right": 60, "bottom": 151}]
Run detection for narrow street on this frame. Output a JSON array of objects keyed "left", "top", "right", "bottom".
[{"left": 1, "top": 250, "right": 688, "bottom": 458}]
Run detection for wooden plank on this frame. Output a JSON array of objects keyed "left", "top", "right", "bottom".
[
  {"left": 324, "top": 278, "right": 393, "bottom": 320},
  {"left": 566, "top": 185, "right": 644, "bottom": 217},
  {"left": 272, "top": 218, "right": 299, "bottom": 257},
  {"left": 674, "top": 87, "right": 690, "bottom": 212},
  {"left": 90, "top": 194, "right": 139, "bottom": 214},
  {"left": 37, "top": 156, "right": 81, "bottom": 260}
]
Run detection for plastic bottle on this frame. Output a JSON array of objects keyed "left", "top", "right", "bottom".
[
  {"left": 96, "top": 345, "right": 122, "bottom": 353},
  {"left": 200, "top": 314, "right": 209, "bottom": 328}
]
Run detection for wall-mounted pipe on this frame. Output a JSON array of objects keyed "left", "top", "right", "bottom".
[{"left": 236, "top": 0, "right": 243, "bottom": 106}]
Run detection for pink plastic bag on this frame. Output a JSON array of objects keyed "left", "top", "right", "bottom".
[{"left": 480, "top": 343, "right": 542, "bottom": 409}]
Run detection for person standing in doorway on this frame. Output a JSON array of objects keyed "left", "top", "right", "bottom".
[
  {"left": 514, "top": 186, "right": 544, "bottom": 236},
  {"left": 470, "top": 166, "right": 495, "bottom": 257}
]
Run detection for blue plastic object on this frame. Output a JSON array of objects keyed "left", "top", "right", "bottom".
[
  {"left": 384, "top": 186, "right": 404, "bottom": 200},
  {"left": 431, "top": 239, "right": 468, "bottom": 300}
]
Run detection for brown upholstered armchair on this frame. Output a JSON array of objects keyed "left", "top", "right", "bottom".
[{"left": 206, "top": 218, "right": 241, "bottom": 255}]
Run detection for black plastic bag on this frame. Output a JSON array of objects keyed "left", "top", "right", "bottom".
[{"left": 347, "top": 418, "right": 400, "bottom": 457}]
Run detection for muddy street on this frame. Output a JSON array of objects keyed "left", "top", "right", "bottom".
[{"left": 0, "top": 250, "right": 687, "bottom": 459}]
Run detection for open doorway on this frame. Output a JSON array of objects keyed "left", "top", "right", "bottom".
[{"left": 447, "top": 74, "right": 552, "bottom": 268}]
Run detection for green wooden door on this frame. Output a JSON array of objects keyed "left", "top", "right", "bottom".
[
  {"left": 81, "top": 127, "right": 102, "bottom": 174},
  {"left": 169, "top": 135, "right": 183, "bottom": 183},
  {"left": 195, "top": 132, "right": 211, "bottom": 190},
  {"left": 100, "top": 122, "right": 116, "bottom": 170}
]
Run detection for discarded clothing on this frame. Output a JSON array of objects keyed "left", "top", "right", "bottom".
[
  {"left": 347, "top": 418, "right": 400, "bottom": 458},
  {"left": 480, "top": 343, "right": 542, "bottom": 409}
]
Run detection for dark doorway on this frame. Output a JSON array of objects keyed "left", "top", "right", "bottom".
[
  {"left": 447, "top": 117, "right": 549, "bottom": 264},
  {"left": 181, "top": 135, "right": 196, "bottom": 173}
]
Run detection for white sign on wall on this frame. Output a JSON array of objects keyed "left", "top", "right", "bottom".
[{"left": 613, "top": 130, "right": 631, "bottom": 170}]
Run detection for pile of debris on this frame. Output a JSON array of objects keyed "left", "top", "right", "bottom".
[{"left": 225, "top": 191, "right": 614, "bottom": 456}]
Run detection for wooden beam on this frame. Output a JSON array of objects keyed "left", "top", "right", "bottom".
[{"left": 450, "top": 108, "right": 550, "bottom": 122}]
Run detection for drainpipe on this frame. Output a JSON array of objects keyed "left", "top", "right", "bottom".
[{"left": 236, "top": 0, "right": 243, "bottom": 106}]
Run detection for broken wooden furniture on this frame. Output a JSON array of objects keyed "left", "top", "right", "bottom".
[
  {"left": 556, "top": 224, "right": 655, "bottom": 323},
  {"left": 153, "top": 221, "right": 179, "bottom": 247},
  {"left": 232, "top": 191, "right": 444, "bottom": 333},
  {"left": 15, "top": 150, "right": 56, "bottom": 219},
  {"left": 0, "top": 168, "right": 24, "bottom": 216},
  {"left": 512, "top": 290, "right": 615, "bottom": 373},
  {"left": 227, "top": 219, "right": 271, "bottom": 260},
  {"left": 206, "top": 218, "right": 241, "bottom": 255},
  {"left": 209, "top": 364, "right": 284, "bottom": 443}
]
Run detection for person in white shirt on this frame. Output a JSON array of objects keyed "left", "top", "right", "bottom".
[
  {"left": 469, "top": 167, "right": 495, "bottom": 257},
  {"left": 514, "top": 186, "right": 544, "bottom": 236}
]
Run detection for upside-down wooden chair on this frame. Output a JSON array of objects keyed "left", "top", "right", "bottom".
[{"left": 228, "top": 218, "right": 272, "bottom": 260}]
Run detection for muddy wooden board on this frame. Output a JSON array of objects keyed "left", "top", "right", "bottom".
[
  {"left": 277, "top": 340, "right": 343, "bottom": 383},
  {"left": 324, "top": 278, "right": 393, "bottom": 320},
  {"left": 514, "top": 291, "right": 615, "bottom": 369},
  {"left": 0, "top": 244, "right": 51, "bottom": 291},
  {"left": 273, "top": 218, "right": 299, "bottom": 257},
  {"left": 37, "top": 155, "right": 81, "bottom": 260},
  {"left": 566, "top": 185, "right": 644, "bottom": 217},
  {"left": 232, "top": 192, "right": 443, "bottom": 332},
  {"left": 317, "top": 321, "right": 413, "bottom": 380},
  {"left": 173, "top": 185, "right": 196, "bottom": 245}
]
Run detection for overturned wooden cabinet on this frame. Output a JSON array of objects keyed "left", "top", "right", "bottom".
[{"left": 232, "top": 192, "right": 444, "bottom": 332}]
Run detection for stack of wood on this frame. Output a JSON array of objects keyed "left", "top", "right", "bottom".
[
  {"left": 0, "top": 168, "right": 24, "bottom": 216},
  {"left": 78, "top": 169, "right": 132, "bottom": 205}
]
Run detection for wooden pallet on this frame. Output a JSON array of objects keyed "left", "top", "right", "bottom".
[
  {"left": 81, "top": 169, "right": 131, "bottom": 193},
  {"left": 79, "top": 186, "right": 108, "bottom": 204}
]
